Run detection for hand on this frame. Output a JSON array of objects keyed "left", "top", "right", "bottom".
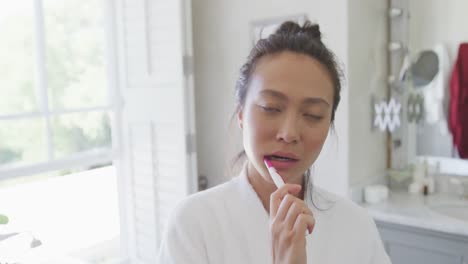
[{"left": 270, "top": 184, "right": 315, "bottom": 264}]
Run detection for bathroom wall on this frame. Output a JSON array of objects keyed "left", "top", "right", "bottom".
[
  {"left": 408, "top": 0, "right": 468, "bottom": 60},
  {"left": 347, "top": 0, "right": 388, "bottom": 189}
]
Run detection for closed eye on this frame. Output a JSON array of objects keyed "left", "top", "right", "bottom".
[
  {"left": 259, "top": 105, "right": 281, "bottom": 113},
  {"left": 304, "top": 114, "right": 323, "bottom": 121}
]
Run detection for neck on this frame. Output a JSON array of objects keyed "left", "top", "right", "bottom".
[{"left": 246, "top": 162, "right": 305, "bottom": 214}]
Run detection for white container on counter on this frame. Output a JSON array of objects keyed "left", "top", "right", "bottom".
[{"left": 364, "top": 184, "right": 389, "bottom": 204}]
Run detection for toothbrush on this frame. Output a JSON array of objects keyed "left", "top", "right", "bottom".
[
  {"left": 264, "top": 158, "right": 312, "bottom": 236},
  {"left": 264, "top": 158, "right": 285, "bottom": 188}
]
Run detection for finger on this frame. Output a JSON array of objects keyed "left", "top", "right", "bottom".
[
  {"left": 284, "top": 199, "right": 308, "bottom": 231},
  {"left": 303, "top": 204, "right": 315, "bottom": 234},
  {"left": 275, "top": 194, "right": 298, "bottom": 222},
  {"left": 270, "top": 184, "right": 301, "bottom": 218},
  {"left": 293, "top": 213, "right": 316, "bottom": 237},
  {"left": 299, "top": 206, "right": 314, "bottom": 235}
]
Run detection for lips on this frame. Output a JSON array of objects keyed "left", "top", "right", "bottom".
[
  {"left": 264, "top": 152, "right": 300, "bottom": 169},
  {"left": 269, "top": 151, "right": 299, "bottom": 160}
]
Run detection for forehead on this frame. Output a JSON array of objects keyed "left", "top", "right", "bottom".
[{"left": 249, "top": 51, "right": 334, "bottom": 104}]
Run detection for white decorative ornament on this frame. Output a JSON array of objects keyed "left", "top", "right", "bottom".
[{"left": 374, "top": 98, "right": 401, "bottom": 132}]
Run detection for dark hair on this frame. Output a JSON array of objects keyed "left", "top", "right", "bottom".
[
  {"left": 235, "top": 20, "right": 342, "bottom": 122},
  {"left": 233, "top": 20, "right": 341, "bottom": 210}
]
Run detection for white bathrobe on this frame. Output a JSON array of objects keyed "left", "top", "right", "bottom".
[{"left": 158, "top": 165, "right": 392, "bottom": 264}]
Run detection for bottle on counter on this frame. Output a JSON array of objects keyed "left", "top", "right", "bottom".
[
  {"left": 408, "top": 158, "right": 435, "bottom": 195},
  {"left": 423, "top": 159, "right": 436, "bottom": 194},
  {"left": 408, "top": 160, "right": 424, "bottom": 194}
]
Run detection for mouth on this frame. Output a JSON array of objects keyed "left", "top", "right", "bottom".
[{"left": 264, "top": 152, "right": 300, "bottom": 169}]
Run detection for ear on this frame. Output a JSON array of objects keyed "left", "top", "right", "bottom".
[{"left": 237, "top": 110, "right": 243, "bottom": 129}]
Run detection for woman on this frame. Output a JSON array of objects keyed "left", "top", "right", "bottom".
[{"left": 158, "top": 20, "right": 391, "bottom": 264}]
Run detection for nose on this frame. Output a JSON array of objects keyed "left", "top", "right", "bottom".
[{"left": 276, "top": 113, "right": 300, "bottom": 144}]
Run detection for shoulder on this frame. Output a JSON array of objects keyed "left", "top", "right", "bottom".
[
  {"left": 311, "top": 186, "right": 376, "bottom": 229},
  {"left": 160, "top": 176, "right": 241, "bottom": 249},
  {"left": 168, "top": 176, "right": 241, "bottom": 223},
  {"left": 310, "top": 186, "right": 391, "bottom": 263},
  {"left": 158, "top": 178, "right": 241, "bottom": 263}
]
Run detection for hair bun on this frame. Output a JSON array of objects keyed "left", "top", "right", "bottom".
[{"left": 275, "top": 20, "right": 321, "bottom": 40}]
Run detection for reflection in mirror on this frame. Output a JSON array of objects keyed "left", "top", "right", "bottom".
[
  {"left": 403, "top": 0, "right": 468, "bottom": 175},
  {"left": 409, "top": 50, "right": 438, "bottom": 87}
]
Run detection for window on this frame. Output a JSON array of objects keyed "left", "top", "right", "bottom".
[
  {"left": 0, "top": 1, "right": 120, "bottom": 262},
  {"left": 0, "top": 0, "right": 114, "bottom": 180}
]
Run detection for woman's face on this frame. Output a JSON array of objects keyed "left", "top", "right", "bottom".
[{"left": 238, "top": 51, "right": 334, "bottom": 184}]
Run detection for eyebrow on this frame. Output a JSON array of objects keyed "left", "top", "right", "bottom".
[{"left": 259, "top": 89, "right": 330, "bottom": 107}]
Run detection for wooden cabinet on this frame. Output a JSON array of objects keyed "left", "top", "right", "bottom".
[{"left": 376, "top": 221, "right": 468, "bottom": 264}]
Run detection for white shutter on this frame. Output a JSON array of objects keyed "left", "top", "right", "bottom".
[{"left": 112, "top": 0, "right": 197, "bottom": 263}]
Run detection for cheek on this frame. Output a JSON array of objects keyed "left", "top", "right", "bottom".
[
  {"left": 243, "top": 109, "right": 275, "bottom": 149},
  {"left": 303, "top": 124, "right": 329, "bottom": 159}
]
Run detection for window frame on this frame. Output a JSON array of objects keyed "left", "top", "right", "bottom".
[{"left": 0, "top": 0, "right": 119, "bottom": 181}]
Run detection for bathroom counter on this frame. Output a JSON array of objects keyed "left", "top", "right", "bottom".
[{"left": 360, "top": 191, "right": 468, "bottom": 237}]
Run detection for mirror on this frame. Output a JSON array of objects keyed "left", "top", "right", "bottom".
[
  {"left": 408, "top": 50, "right": 438, "bottom": 87},
  {"left": 402, "top": 0, "right": 468, "bottom": 175}
]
